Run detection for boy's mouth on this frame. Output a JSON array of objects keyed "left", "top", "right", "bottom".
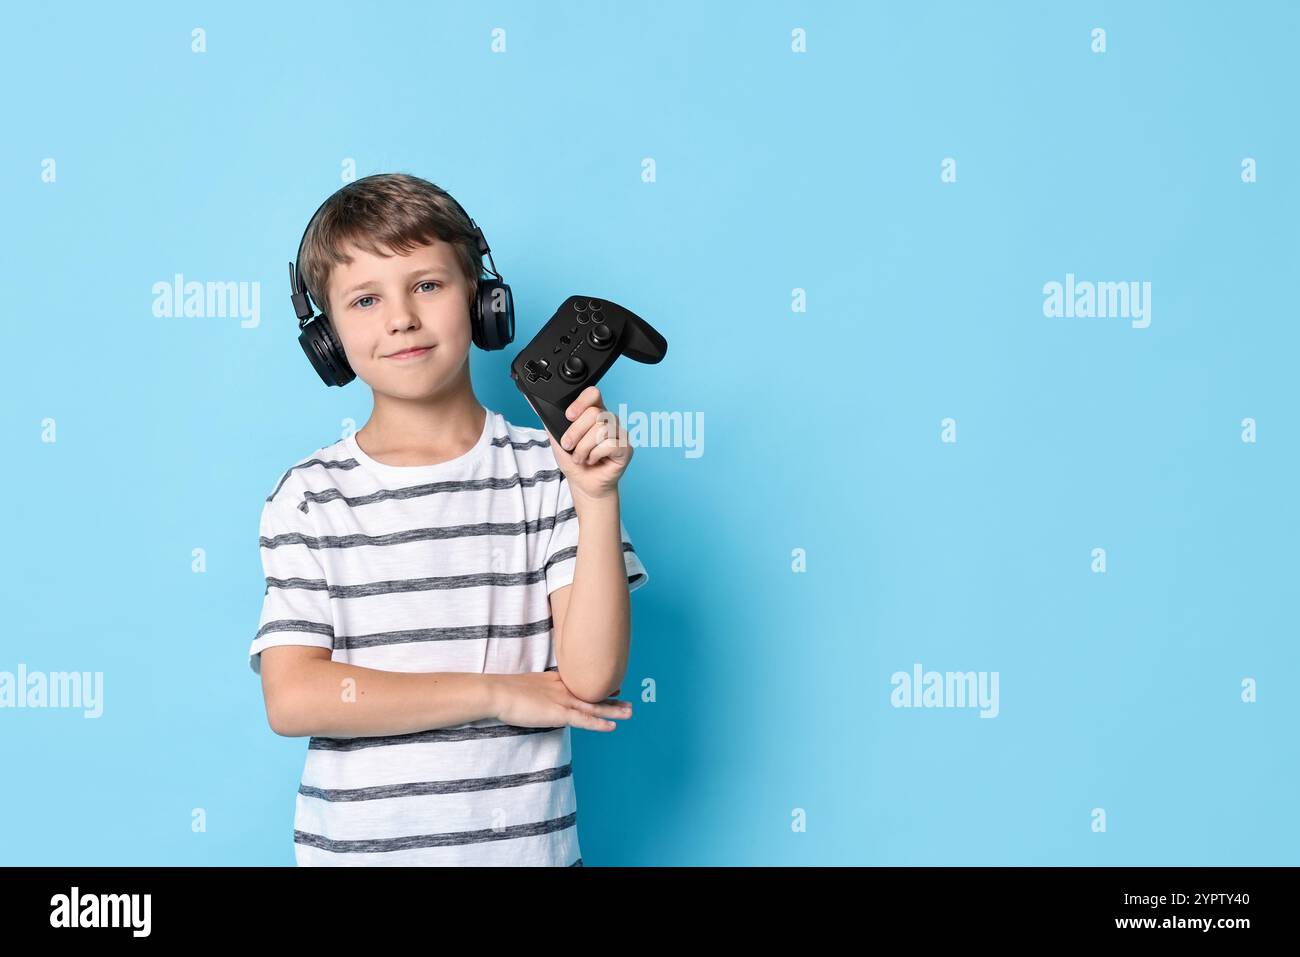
[{"left": 385, "top": 346, "right": 434, "bottom": 360}]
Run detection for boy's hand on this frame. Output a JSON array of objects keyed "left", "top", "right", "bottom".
[
  {"left": 491, "top": 671, "right": 633, "bottom": 732},
  {"left": 550, "top": 386, "right": 633, "bottom": 502}
]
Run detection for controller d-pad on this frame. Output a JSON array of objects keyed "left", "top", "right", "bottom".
[{"left": 525, "top": 358, "right": 553, "bottom": 382}]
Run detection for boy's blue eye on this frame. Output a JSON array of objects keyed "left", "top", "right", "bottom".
[{"left": 352, "top": 281, "right": 440, "bottom": 310}]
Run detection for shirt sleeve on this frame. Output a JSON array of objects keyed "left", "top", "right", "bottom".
[
  {"left": 247, "top": 497, "right": 335, "bottom": 675},
  {"left": 542, "top": 474, "right": 649, "bottom": 596}
]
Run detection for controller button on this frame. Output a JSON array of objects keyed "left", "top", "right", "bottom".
[
  {"left": 589, "top": 299, "right": 603, "bottom": 311},
  {"left": 573, "top": 299, "right": 587, "bottom": 312},
  {"left": 576, "top": 315, "right": 588, "bottom": 325},
  {"left": 592, "top": 312, "right": 605, "bottom": 323},
  {"left": 561, "top": 355, "right": 588, "bottom": 380},
  {"left": 588, "top": 323, "right": 614, "bottom": 349}
]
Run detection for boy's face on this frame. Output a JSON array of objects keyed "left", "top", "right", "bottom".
[{"left": 324, "top": 238, "right": 475, "bottom": 398}]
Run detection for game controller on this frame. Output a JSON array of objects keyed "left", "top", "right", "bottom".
[{"left": 510, "top": 296, "right": 668, "bottom": 444}]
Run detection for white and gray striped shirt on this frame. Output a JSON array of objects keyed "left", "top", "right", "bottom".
[{"left": 248, "top": 407, "right": 649, "bottom": 866}]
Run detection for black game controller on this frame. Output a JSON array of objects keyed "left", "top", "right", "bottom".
[{"left": 510, "top": 296, "right": 667, "bottom": 444}]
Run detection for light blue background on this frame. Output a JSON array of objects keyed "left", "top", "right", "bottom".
[{"left": 1, "top": 0, "right": 1295, "bottom": 865}]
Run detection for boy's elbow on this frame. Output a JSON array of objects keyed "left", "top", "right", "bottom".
[
  {"left": 562, "top": 669, "right": 624, "bottom": 704},
  {"left": 258, "top": 645, "right": 329, "bottom": 736},
  {"left": 261, "top": 678, "right": 307, "bottom": 737},
  {"left": 568, "top": 686, "right": 605, "bottom": 705},
  {"left": 265, "top": 694, "right": 301, "bottom": 736}
]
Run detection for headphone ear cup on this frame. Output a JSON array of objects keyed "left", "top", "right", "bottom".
[
  {"left": 472, "top": 280, "right": 514, "bottom": 351},
  {"left": 298, "top": 313, "right": 356, "bottom": 387}
]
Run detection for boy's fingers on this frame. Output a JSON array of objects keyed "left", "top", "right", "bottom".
[
  {"left": 557, "top": 418, "right": 585, "bottom": 453},
  {"left": 571, "top": 419, "right": 611, "bottom": 464},
  {"left": 559, "top": 406, "right": 601, "bottom": 451},
  {"left": 570, "top": 708, "right": 616, "bottom": 731},
  {"left": 572, "top": 696, "right": 631, "bottom": 717},
  {"left": 565, "top": 386, "right": 602, "bottom": 420},
  {"left": 584, "top": 437, "right": 623, "bottom": 466}
]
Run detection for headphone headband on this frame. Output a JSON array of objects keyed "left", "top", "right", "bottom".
[{"left": 288, "top": 183, "right": 501, "bottom": 324}]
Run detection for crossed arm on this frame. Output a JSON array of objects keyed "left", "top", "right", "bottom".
[
  {"left": 259, "top": 482, "right": 633, "bottom": 736},
  {"left": 547, "top": 490, "right": 632, "bottom": 703}
]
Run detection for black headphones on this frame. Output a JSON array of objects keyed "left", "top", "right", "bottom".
[{"left": 288, "top": 183, "right": 515, "bottom": 387}]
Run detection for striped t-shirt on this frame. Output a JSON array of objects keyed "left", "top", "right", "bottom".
[{"left": 248, "top": 406, "right": 648, "bottom": 866}]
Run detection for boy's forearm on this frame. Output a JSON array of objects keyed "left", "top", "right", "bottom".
[
  {"left": 274, "top": 661, "right": 501, "bottom": 738},
  {"left": 555, "top": 491, "right": 632, "bottom": 702}
]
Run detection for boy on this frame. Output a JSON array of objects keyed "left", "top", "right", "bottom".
[{"left": 249, "top": 172, "right": 649, "bottom": 866}]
